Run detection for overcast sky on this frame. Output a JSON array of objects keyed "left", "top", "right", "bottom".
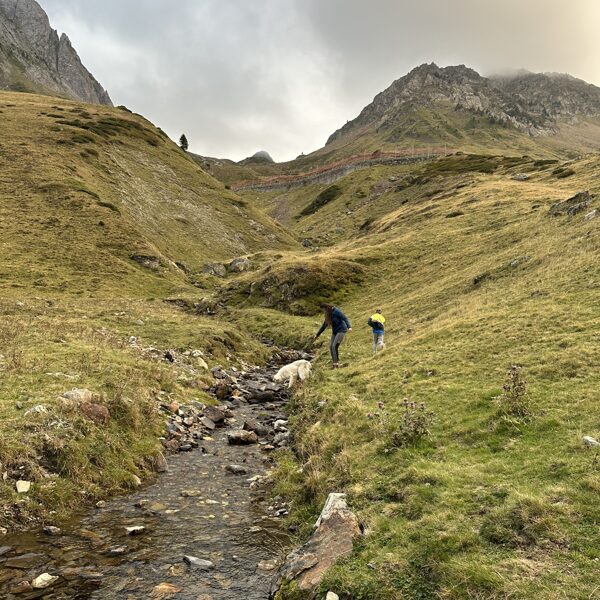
[{"left": 40, "top": 0, "right": 600, "bottom": 162}]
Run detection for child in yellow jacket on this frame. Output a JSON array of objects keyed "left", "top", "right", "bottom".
[{"left": 368, "top": 309, "right": 386, "bottom": 354}]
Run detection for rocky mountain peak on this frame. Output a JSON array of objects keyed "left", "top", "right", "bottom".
[
  {"left": 327, "top": 63, "right": 600, "bottom": 146},
  {"left": 0, "top": 0, "right": 112, "bottom": 105}
]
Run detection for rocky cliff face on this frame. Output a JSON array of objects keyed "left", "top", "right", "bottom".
[
  {"left": 0, "top": 0, "right": 112, "bottom": 105},
  {"left": 327, "top": 63, "right": 600, "bottom": 144},
  {"left": 491, "top": 71, "right": 600, "bottom": 123}
]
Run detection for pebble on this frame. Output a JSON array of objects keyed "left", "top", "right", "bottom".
[
  {"left": 200, "top": 417, "right": 216, "bottom": 430},
  {"left": 16, "top": 480, "right": 31, "bottom": 494},
  {"left": 583, "top": 436, "right": 600, "bottom": 447},
  {"left": 274, "top": 419, "right": 288, "bottom": 432},
  {"left": 96, "top": 500, "right": 107, "bottom": 508},
  {"left": 226, "top": 464, "right": 248, "bottom": 475},
  {"left": 106, "top": 546, "right": 128, "bottom": 556},
  {"left": 10, "top": 581, "right": 33, "bottom": 594},
  {"left": 155, "top": 453, "right": 168, "bottom": 473},
  {"left": 43, "top": 526, "right": 61, "bottom": 536},
  {"left": 153, "top": 582, "right": 181, "bottom": 597},
  {"left": 32, "top": 573, "right": 59, "bottom": 589},
  {"left": 326, "top": 593, "right": 340, "bottom": 600},
  {"left": 181, "top": 490, "right": 202, "bottom": 498},
  {"left": 168, "top": 564, "right": 186, "bottom": 576},
  {"left": 183, "top": 555, "right": 214, "bottom": 570},
  {"left": 227, "top": 430, "right": 259, "bottom": 445},
  {"left": 257, "top": 559, "right": 278, "bottom": 571},
  {"left": 125, "top": 526, "right": 145, "bottom": 536}
]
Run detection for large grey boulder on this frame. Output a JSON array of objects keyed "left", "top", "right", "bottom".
[
  {"left": 273, "top": 493, "right": 361, "bottom": 594},
  {"left": 202, "top": 263, "right": 227, "bottom": 277},
  {"left": 229, "top": 257, "right": 251, "bottom": 273}
]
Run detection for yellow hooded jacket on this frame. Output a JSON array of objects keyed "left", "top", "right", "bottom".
[{"left": 368, "top": 313, "right": 385, "bottom": 332}]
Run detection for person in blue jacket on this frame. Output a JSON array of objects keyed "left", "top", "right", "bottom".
[{"left": 314, "top": 303, "right": 352, "bottom": 368}]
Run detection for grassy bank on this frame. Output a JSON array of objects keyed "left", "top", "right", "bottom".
[
  {"left": 266, "top": 155, "right": 600, "bottom": 598},
  {"left": 0, "top": 298, "right": 272, "bottom": 529}
]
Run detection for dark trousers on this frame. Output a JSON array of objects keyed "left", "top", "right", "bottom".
[{"left": 330, "top": 332, "right": 346, "bottom": 363}]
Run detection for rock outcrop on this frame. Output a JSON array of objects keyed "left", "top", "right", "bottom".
[{"left": 0, "top": 0, "right": 112, "bottom": 104}]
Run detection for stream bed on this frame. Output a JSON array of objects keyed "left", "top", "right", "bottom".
[{"left": 0, "top": 350, "right": 306, "bottom": 599}]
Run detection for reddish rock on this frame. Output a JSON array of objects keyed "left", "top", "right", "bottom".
[
  {"left": 80, "top": 402, "right": 110, "bottom": 425},
  {"left": 214, "top": 383, "right": 229, "bottom": 400},
  {"left": 10, "top": 581, "right": 33, "bottom": 594},
  {"left": 167, "top": 400, "right": 180, "bottom": 414},
  {"left": 162, "top": 439, "right": 180, "bottom": 453}
]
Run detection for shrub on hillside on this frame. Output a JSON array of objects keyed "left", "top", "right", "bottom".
[
  {"left": 384, "top": 400, "right": 435, "bottom": 449},
  {"left": 299, "top": 185, "right": 343, "bottom": 217},
  {"left": 495, "top": 365, "right": 531, "bottom": 419}
]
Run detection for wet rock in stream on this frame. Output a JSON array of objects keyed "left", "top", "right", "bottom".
[{"left": 227, "top": 430, "right": 259, "bottom": 445}]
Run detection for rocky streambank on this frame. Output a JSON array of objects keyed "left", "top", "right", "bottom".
[{"left": 0, "top": 348, "right": 309, "bottom": 599}]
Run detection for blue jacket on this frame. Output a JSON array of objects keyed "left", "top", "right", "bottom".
[{"left": 316, "top": 307, "right": 351, "bottom": 337}]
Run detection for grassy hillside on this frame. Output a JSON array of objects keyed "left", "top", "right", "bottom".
[
  {"left": 234, "top": 154, "right": 600, "bottom": 598},
  {"left": 2, "top": 87, "right": 599, "bottom": 598},
  {"left": 242, "top": 153, "right": 579, "bottom": 247},
  {"left": 203, "top": 105, "right": 600, "bottom": 191},
  {"left": 0, "top": 91, "right": 298, "bottom": 528},
  {"left": 0, "top": 91, "right": 296, "bottom": 297}
]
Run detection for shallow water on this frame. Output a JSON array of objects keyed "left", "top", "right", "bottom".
[{"left": 0, "top": 365, "right": 294, "bottom": 599}]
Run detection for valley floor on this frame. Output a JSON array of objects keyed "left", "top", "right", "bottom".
[{"left": 1, "top": 138, "right": 599, "bottom": 599}]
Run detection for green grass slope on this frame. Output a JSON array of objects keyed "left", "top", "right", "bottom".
[
  {"left": 0, "top": 91, "right": 297, "bottom": 297},
  {"left": 0, "top": 91, "right": 298, "bottom": 528},
  {"left": 245, "top": 154, "right": 600, "bottom": 598}
]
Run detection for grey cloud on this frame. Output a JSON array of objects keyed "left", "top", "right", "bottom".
[{"left": 39, "top": 0, "right": 600, "bottom": 161}]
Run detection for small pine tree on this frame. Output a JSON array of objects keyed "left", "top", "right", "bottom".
[{"left": 179, "top": 134, "right": 189, "bottom": 152}]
